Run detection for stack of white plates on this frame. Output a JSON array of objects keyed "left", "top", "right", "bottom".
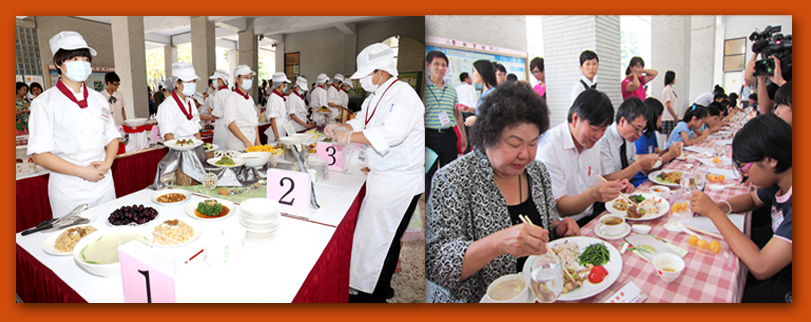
[{"left": 239, "top": 198, "right": 282, "bottom": 242}]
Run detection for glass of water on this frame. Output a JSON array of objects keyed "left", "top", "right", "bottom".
[{"left": 529, "top": 254, "right": 563, "bottom": 303}]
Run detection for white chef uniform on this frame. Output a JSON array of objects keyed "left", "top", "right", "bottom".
[
  {"left": 27, "top": 84, "right": 121, "bottom": 217},
  {"left": 339, "top": 87, "right": 350, "bottom": 111},
  {"left": 264, "top": 90, "right": 289, "bottom": 143},
  {"left": 210, "top": 86, "right": 232, "bottom": 150},
  {"left": 309, "top": 86, "right": 329, "bottom": 125},
  {"left": 287, "top": 91, "right": 309, "bottom": 133},
  {"left": 100, "top": 89, "right": 125, "bottom": 127},
  {"left": 156, "top": 91, "right": 201, "bottom": 140},
  {"left": 223, "top": 89, "right": 259, "bottom": 151},
  {"left": 326, "top": 84, "right": 343, "bottom": 122},
  {"left": 346, "top": 76, "right": 425, "bottom": 293}
]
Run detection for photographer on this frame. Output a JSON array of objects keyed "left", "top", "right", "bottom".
[{"left": 744, "top": 25, "right": 791, "bottom": 115}]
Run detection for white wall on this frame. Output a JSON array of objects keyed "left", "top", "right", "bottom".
[
  {"left": 650, "top": 16, "right": 691, "bottom": 116},
  {"left": 426, "top": 16, "right": 528, "bottom": 53},
  {"left": 34, "top": 16, "right": 115, "bottom": 88}
]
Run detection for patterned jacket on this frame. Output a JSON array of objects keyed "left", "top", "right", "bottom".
[{"left": 426, "top": 149, "right": 559, "bottom": 303}]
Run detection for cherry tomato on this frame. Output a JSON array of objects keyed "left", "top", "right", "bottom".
[{"left": 589, "top": 265, "right": 608, "bottom": 284}]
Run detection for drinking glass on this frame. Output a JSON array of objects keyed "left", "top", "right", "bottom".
[
  {"left": 529, "top": 254, "right": 563, "bottom": 303},
  {"left": 694, "top": 165, "right": 709, "bottom": 192},
  {"left": 680, "top": 170, "right": 696, "bottom": 193},
  {"left": 714, "top": 144, "right": 725, "bottom": 159}
]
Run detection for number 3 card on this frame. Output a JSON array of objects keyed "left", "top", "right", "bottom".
[
  {"left": 316, "top": 143, "right": 344, "bottom": 170},
  {"left": 266, "top": 168, "right": 311, "bottom": 217}
]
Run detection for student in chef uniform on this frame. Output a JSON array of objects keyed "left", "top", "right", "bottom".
[
  {"left": 223, "top": 65, "right": 260, "bottom": 150},
  {"left": 309, "top": 73, "right": 330, "bottom": 126},
  {"left": 324, "top": 43, "right": 425, "bottom": 302},
  {"left": 208, "top": 69, "right": 231, "bottom": 150},
  {"left": 264, "top": 72, "right": 291, "bottom": 143},
  {"left": 339, "top": 81, "right": 352, "bottom": 122},
  {"left": 156, "top": 62, "right": 202, "bottom": 141},
  {"left": 327, "top": 73, "right": 346, "bottom": 123},
  {"left": 27, "top": 31, "right": 121, "bottom": 218},
  {"left": 288, "top": 76, "right": 317, "bottom": 133}
]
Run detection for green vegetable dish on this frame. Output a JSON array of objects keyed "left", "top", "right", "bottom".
[
  {"left": 578, "top": 243, "right": 610, "bottom": 267},
  {"left": 197, "top": 200, "right": 223, "bottom": 217},
  {"left": 215, "top": 155, "right": 235, "bottom": 166}
]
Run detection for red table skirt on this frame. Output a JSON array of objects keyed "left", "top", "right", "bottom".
[
  {"left": 258, "top": 123, "right": 271, "bottom": 145},
  {"left": 16, "top": 184, "right": 366, "bottom": 303},
  {"left": 15, "top": 148, "right": 168, "bottom": 233}
]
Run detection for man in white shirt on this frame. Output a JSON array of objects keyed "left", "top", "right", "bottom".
[
  {"left": 596, "top": 97, "right": 661, "bottom": 181},
  {"left": 100, "top": 72, "right": 127, "bottom": 126},
  {"left": 310, "top": 73, "right": 330, "bottom": 126},
  {"left": 536, "top": 90, "right": 629, "bottom": 226},
  {"left": 156, "top": 63, "right": 202, "bottom": 141},
  {"left": 455, "top": 72, "right": 478, "bottom": 110},
  {"left": 570, "top": 50, "right": 599, "bottom": 106}
]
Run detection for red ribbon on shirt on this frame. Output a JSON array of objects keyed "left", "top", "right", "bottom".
[
  {"left": 218, "top": 85, "right": 228, "bottom": 91},
  {"left": 272, "top": 90, "right": 286, "bottom": 102},
  {"left": 364, "top": 79, "right": 398, "bottom": 128},
  {"left": 290, "top": 91, "right": 304, "bottom": 100},
  {"left": 235, "top": 88, "right": 249, "bottom": 100},
  {"left": 55, "top": 78, "right": 89, "bottom": 108},
  {"left": 171, "top": 91, "right": 194, "bottom": 120},
  {"left": 122, "top": 123, "right": 155, "bottom": 133}
]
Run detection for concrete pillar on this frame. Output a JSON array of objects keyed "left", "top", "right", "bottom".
[
  {"left": 110, "top": 16, "right": 148, "bottom": 118},
  {"left": 228, "top": 48, "right": 237, "bottom": 79},
  {"left": 191, "top": 16, "right": 215, "bottom": 93},
  {"left": 542, "top": 15, "right": 621, "bottom": 127},
  {"left": 344, "top": 32, "right": 358, "bottom": 78},
  {"left": 163, "top": 45, "right": 174, "bottom": 84},
  {"left": 238, "top": 18, "right": 259, "bottom": 101},
  {"left": 275, "top": 37, "right": 285, "bottom": 77},
  {"left": 688, "top": 16, "right": 717, "bottom": 104},
  {"left": 651, "top": 16, "right": 691, "bottom": 114}
]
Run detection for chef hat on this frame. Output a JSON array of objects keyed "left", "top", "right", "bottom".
[
  {"left": 209, "top": 69, "right": 230, "bottom": 81},
  {"left": 350, "top": 43, "right": 398, "bottom": 79},
  {"left": 172, "top": 62, "right": 200, "bottom": 82},
  {"left": 295, "top": 76, "right": 308, "bottom": 91},
  {"left": 164, "top": 77, "right": 177, "bottom": 92},
  {"left": 316, "top": 73, "right": 329, "bottom": 85},
  {"left": 49, "top": 31, "right": 97, "bottom": 57},
  {"left": 333, "top": 73, "right": 344, "bottom": 84},
  {"left": 192, "top": 93, "right": 205, "bottom": 105},
  {"left": 232, "top": 65, "right": 256, "bottom": 79}
]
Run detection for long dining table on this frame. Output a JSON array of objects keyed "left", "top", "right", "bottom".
[{"left": 573, "top": 133, "right": 752, "bottom": 303}]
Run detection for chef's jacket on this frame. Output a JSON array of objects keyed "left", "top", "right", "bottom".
[
  {"left": 339, "top": 89, "right": 350, "bottom": 111},
  {"left": 309, "top": 86, "right": 329, "bottom": 124},
  {"left": 210, "top": 88, "right": 232, "bottom": 149},
  {"left": 223, "top": 90, "right": 259, "bottom": 151},
  {"left": 264, "top": 92, "right": 288, "bottom": 143},
  {"left": 325, "top": 85, "right": 343, "bottom": 121},
  {"left": 156, "top": 92, "right": 201, "bottom": 140},
  {"left": 27, "top": 84, "right": 121, "bottom": 217},
  {"left": 287, "top": 91, "right": 309, "bottom": 133}
]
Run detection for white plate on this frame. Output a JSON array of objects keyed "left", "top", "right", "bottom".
[
  {"left": 648, "top": 170, "right": 683, "bottom": 188},
  {"left": 522, "top": 236, "right": 622, "bottom": 301},
  {"left": 206, "top": 156, "right": 245, "bottom": 168},
  {"left": 16, "top": 165, "right": 49, "bottom": 179},
  {"left": 148, "top": 219, "right": 203, "bottom": 247},
  {"left": 185, "top": 199, "right": 237, "bottom": 221},
  {"left": 106, "top": 207, "right": 160, "bottom": 227},
  {"left": 240, "top": 198, "right": 281, "bottom": 216},
  {"left": 204, "top": 144, "right": 219, "bottom": 151},
  {"left": 150, "top": 190, "right": 192, "bottom": 208},
  {"left": 606, "top": 193, "right": 670, "bottom": 221},
  {"left": 593, "top": 223, "right": 631, "bottom": 241},
  {"left": 42, "top": 225, "right": 99, "bottom": 256},
  {"left": 164, "top": 138, "right": 204, "bottom": 151}
]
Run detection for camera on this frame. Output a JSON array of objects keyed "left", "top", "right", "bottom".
[{"left": 750, "top": 25, "right": 792, "bottom": 80}]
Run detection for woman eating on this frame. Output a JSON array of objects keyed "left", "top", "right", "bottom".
[
  {"left": 665, "top": 104, "right": 717, "bottom": 149},
  {"left": 690, "top": 114, "right": 791, "bottom": 302},
  {"left": 632, "top": 97, "right": 682, "bottom": 187},
  {"left": 426, "top": 82, "right": 579, "bottom": 303}
]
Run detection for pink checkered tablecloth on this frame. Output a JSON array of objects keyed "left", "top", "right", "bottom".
[{"left": 573, "top": 137, "right": 753, "bottom": 303}]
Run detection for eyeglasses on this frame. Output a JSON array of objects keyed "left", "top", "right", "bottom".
[
  {"left": 112, "top": 83, "right": 120, "bottom": 86},
  {"left": 632, "top": 124, "right": 645, "bottom": 134},
  {"left": 733, "top": 160, "right": 755, "bottom": 175}
]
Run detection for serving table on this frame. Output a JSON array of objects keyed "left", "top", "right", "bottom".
[
  {"left": 573, "top": 136, "right": 751, "bottom": 303},
  {"left": 16, "top": 171, "right": 367, "bottom": 303}
]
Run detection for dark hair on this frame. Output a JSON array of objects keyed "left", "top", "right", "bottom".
[
  {"left": 470, "top": 82, "right": 549, "bottom": 152},
  {"left": 732, "top": 114, "right": 791, "bottom": 174},
  {"left": 459, "top": 72, "right": 469, "bottom": 82},
  {"left": 426, "top": 50, "right": 449, "bottom": 65},
  {"left": 568, "top": 89, "right": 614, "bottom": 127},
  {"left": 208, "top": 79, "right": 214, "bottom": 86},
  {"left": 105, "top": 72, "right": 120, "bottom": 85},
  {"left": 473, "top": 59, "right": 497, "bottom": 89},
  {"left": 625, "top": 56, "right": 644, "bottom": 76},
  {"left": 706, "top": 103, "right": 723, "bottom": 117},
  {"left": 493, "top": 62, "right": 507, "bottom": 74},
  {"left": 29, "top": 82, "right": 43, "bottom": 93},
  {"left": 643, "top": 97, "right": 664, "bottom": 136},
  {"left": 775, "top": 81, "right": 791, "bottom": 107},
  {"left": 158, "top": 85, "right": 164, "bottom": 90},
  {"left": 682, "top": 104, "right": 708, "bottom": 122},
  {"left": 615, "top": 96, "right": 648, "bottom": 125},
  {"left": 53, "top": 48, "right": 93, "bottom": 75},
  {"left": 712, "top": 84, "right": 725, "bottom": 95},
  {"left": 728, "top": 92, "right": 738, "bottom": 101},
  {"left": 530, "top": 57, "right": 544, "bottom": 72},
  {"left": 748, "top": 93, "right": 758, "bottom": 101},
  {"left": 579, "top": 50, "right": 599, "bottom": 65},
  {"left": 506, "top": 74, "right": 518, "bottom": 82},
  {"left": 664, "top": 70, "right": 676, "bottom": 86},
  {"left": 16, "top": 82, "right": 28, "bottom": 92},
  {"left": 714, "top": 93, "right": 727, "bottom": 101}
]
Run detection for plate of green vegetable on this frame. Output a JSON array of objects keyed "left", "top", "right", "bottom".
[
  {"left": 522, "top": 236, "right": 622, "bottom": 301},
  {"left": 185, "top": 198, "right": 237, "bottom": 221}
]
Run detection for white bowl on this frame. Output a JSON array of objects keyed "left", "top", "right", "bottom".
[
  {"left": 123, "top": 118, "right": 148, "bottom": 127},
  {"left": 150, "top": 189, "right": 192, "bottom": 208},
  {"left": 485, "top": 273, "right": 529, "bottom": 303},
  {"left": 290, "top": 133, "right": 311, "bottom": 142},
  {"left": 73, "top": 227, "right": 153, "bottom": 277},
  {"left": 238, "top": 152, "right": 272, "bottom": 168},
  {"left": 278, "top": 137, "right": 302, "bottom": 145}
]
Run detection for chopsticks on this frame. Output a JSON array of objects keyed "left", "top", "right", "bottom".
[
  {"left": 683, "top": 224, "right": 724, "bottom": 239},
  {"left": 519, "top": 215, "right": 577, "bottom": 283},
  {"left": 597, "top": 175, "right": 637, "bottom": 205}
]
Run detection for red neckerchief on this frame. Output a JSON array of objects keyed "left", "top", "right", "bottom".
[
  {"left": 56, "top": 78, "right": 88, "bottom": 108},
  {"left": 332, "top": 84, "right": 340, "bottom": 91},
  {"left": 364, "top": 79, "right": 398, "bottom": 128},
  {"left": 218, "top": 85, "right": 228, "bottom": 91},
  {"left": 290, "top": 91, "right": 304, "bottom": 100},
  {"left": 171, "top": 91, "right": 194, "bottom": 120},
  {"left": 272, "top": 90, "right": 286, "bottom": 102},
  {"left": 340, "top": 87, "right": 348, "bottom": 94},
  {"left": 235, "top": 88, "right": 249, "bottom": 100}
]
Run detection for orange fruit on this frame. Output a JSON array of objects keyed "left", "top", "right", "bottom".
[
  {"left": 709, "top": 241, "right": 722, "bottom": 254},
  {"left": 688, "top": 235, "right": 699, "bottom": 246},
  {"left": 697, "top": 239, "right": 709, "bottom": 250},
  {"left": 718, "top": 175, "right": 725, "bottom": 182}
]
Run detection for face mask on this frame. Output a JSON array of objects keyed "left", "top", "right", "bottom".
[
  {"left": 298, "top": 89, "right": 306, "bottom": 96},
  {"left": 62, "top": 61, "right": 92, "bottom": 82},
  {"left": 360, "top": 75, "right": 378, "bottom": 92},
  {"left": 241, "top": 79, "right": 252, "bottom": 90},
  {"left": 181, "top": 82, "right": 196, "bottom": 97}
]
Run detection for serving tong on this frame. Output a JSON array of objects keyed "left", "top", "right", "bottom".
[{"left": 21, "top": 204, "right": 89, "bottom": 236}]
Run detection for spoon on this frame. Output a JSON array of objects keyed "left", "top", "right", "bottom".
[{"left": 663, "top": 221, "right": 698, "bottom": 236}]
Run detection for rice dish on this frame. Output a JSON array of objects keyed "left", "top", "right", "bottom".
[
  {"left": 152, "top": 219, "right": 194, "bottom": 245},
  {"left": 16, "top": 162, "right": 36, "bottom": 175},
  {"left": 54, "top": 226, "right": 97, "bottom": 253}
]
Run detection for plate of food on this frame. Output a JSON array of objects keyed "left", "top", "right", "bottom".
[
  {"left": 317, "top": 106, "right": 331, "bottom": 113},
  {"left": 522, "top": 236, "right": 622, "bottom": 301},
  {"left": 202, "top": 143, "right": 218, "bottom": 151},
  {"left": 165, "top": 138, "right": 204, "bottom": 151},
  {"left": 42, "top": 225, "right": 99, "bottom": 255},
  {"left": 150, "top": 190, "right": 192, "bottom": 207},
  {"left": 606, "top": 193, "right": 670, "bottom": 221},
  {"left": 148, "top": 218, "right": 203, "bottom": 247},
  {"left": 206, "top": 155, "right": 245, "bottom": 168},
  {"left": 185, "top": 199, "right": 236, "bottom": 221},
  {"left": 649, "top": 170, "right": 683, "bottom": 188},
  {"left": 107, "top": 205, "right": 159, "bottom": 226}
]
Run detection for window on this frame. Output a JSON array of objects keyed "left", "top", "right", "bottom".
[
  {"left": 16, "top": 25, "right": 42, "bottom": 77},
  {"left": 723, "top": 38, "right": 746, "bottom": 72},
  {"left": 284, "top": 52, "right": 300, "bottom": 80}
]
